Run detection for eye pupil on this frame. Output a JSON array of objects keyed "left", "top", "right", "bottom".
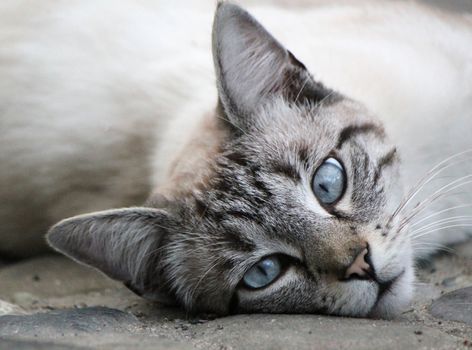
[
  {"left": 256, "top": 265, "right": 268, "bottom": 277},
  {"left": 312, "top": 157, "right": 345, "bottom": 205}
]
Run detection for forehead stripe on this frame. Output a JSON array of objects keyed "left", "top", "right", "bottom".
[
  {"left": 336, "top": 123, "right": 385, "bottom": 149},
  {"left": 372, "top": 147, "right": 398, "bottom": 185},
  {"left": 377, "top": 147, "right": 398, "bottom": 169}
]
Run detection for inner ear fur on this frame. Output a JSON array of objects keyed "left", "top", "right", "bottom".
[
  {"left": 47, "top": 207, "right": 175, "bottom": 302},
  {"left": 212, "top": 2, "right": 336, "bottom": 131}
]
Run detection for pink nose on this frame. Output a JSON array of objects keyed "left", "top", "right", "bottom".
[{"left": 345, "top": 248, "right": 372, "bottom": 280}]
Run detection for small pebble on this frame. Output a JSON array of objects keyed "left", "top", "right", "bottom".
[
  {"left": 441, "top": 276, "right": 457, "bottom": 287},
  {"left": 430, "top": 287, "right": 472, "bottom": 325}
]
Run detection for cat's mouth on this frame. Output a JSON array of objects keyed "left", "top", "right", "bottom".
[
  {"left": 367, "top": 269, "right": 411, "bottom": 319},
  {"left": 375, "top": 270, "right": 405, "bottom": 303}
]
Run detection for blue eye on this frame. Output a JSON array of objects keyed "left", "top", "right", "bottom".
[
  {"left": 243, "top": 256, "right": 282, "bottom": 289},
  {"left": 312, "top": 157, "right": 345, "bottom": 205}
]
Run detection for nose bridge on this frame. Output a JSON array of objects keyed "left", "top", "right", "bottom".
[{"left": 306, "top": 233, "right": 367, "bottom": 277}]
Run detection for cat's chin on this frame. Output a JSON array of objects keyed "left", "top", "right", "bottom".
[{"left": 367, "top": 265, "right": 415, "bottom": 319}]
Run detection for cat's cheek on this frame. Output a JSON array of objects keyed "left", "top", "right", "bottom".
[{"left": 369, "top": 264, "right": 415, "bottom": 319}]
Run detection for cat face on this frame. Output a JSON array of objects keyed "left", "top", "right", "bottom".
[{"left": 47, "top": 3, "right": 414, "bottom": 319}]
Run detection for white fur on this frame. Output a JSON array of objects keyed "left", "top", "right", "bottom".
[{"left": 0, "top": 0, "right": 471, "bottom": 259}]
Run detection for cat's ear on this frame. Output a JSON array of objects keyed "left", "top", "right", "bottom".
[
  {"left": 47, "top": 207, "right": 175, "bottom": 303},
  {"left": 212, "top": 2, "right": 334, "bottom": 130}
]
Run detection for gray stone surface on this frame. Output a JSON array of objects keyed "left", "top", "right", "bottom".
[
  {"left": 0, "top": 339, "right": 86, "bottom": 350},
  {"left": 0, "top": 307, "right": 140, "bottom": 337},
  {"left": 0, "top": 306, "right": 193, "bottom": 350},
  {"left": 184, "top": 315, "right": 465, "bottom": 350},
  {"left": 430, "top": 287, "right": 472, "bottom": 326}
]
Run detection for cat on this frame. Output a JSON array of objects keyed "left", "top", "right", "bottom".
[{"left": 1, "top": 0, "right": 471, "bottom": 319}]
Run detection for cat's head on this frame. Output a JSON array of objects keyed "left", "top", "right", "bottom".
[{"left": 47, "top": 3, "right": 414, "bottom": 319}]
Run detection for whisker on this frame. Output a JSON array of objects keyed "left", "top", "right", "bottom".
[
  {"left": 399, "top": 193, "right": 471, "bottom": 232},
  {"left": 412, "top": 245, "right": 457, "bottom": 254},
  {"left": 409, "top": 216, "right": 472, "bottom": 236},
  {"left": 408, "top": 174, "right": 472, "bottom": 215},
  {"left": 408, "top": 204, "right": 472, "bottom": 229},
  {"left": 294, "top": 76, "right": 310, "bottom": 103},
  {"left": 215, "top": 114, "right": 249, "bottom": 136},
  {"left": 411, "top": 282, "right": 429, "bottom": 286},
  {"left": 411, "top": 223, "right": 472, "bottom": 240},
  {"left": 388, "top": 150, "right": 472, "bottom": 225},
  {"left": 316, "top": 90, "right": 336, "bottom": 107},
  {"left": 399, "top": 175, "right": 472, "bottom": 230}
]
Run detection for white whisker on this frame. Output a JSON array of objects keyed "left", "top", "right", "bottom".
[
  {"left": 411, "top": 282, "right": 429, "bottom": 286},
  {"left": 388, "top": 150, "right": 472, "bottom": 225},
  {"left": 400, "top": 175, "right": 472, "bottom": 230},
  {"left": 408, "top": 204, "right": 472, "bottom": 228},
  {"left": 412, "top": 245, "right": 456, "bottom": 254},
  {"left": 411, "top": 223, "right": 472, "bottom": 240},
  {"left": 409, "top": 216, "right": 472, "bottom": 235},
  {"left": 294, "top": 76, "right": 310, "bottom": 103}
]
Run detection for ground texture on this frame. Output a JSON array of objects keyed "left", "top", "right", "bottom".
[{"left": 0, "top": 240, "right": 470, "bottom": 350}]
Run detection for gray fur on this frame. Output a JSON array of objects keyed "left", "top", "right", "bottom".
[{"left": 47, "top": 2, "right": 413, "bottom": 318}]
